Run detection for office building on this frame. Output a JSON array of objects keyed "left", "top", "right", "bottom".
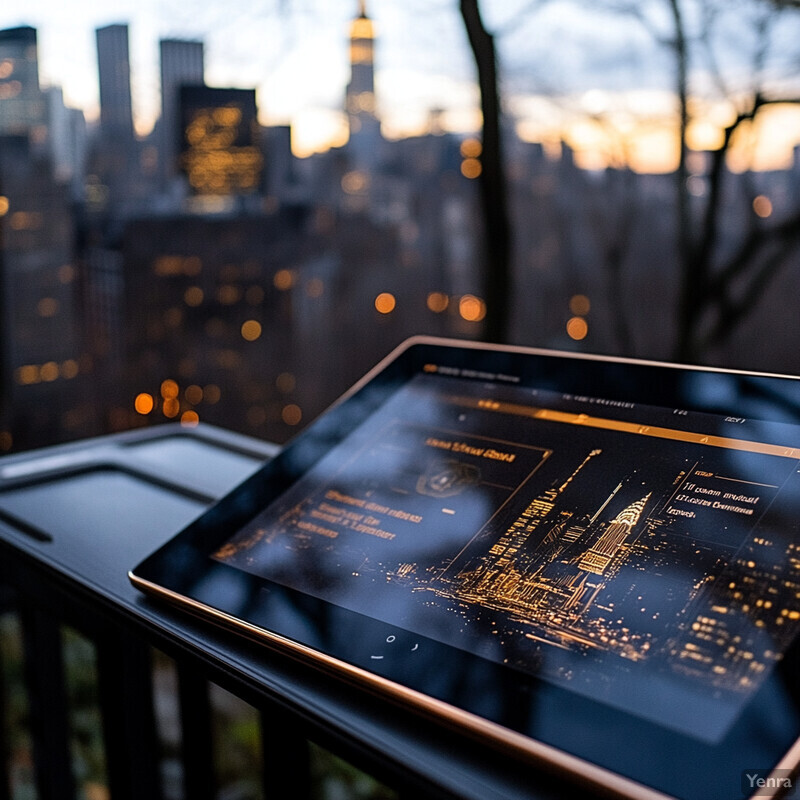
[
  {"left": 96, "top": 24, "right": 134, "bottom": 142},
  {"left": 45, "top": 87, "right": 87, "bottom": 194},
  {"left": 178, "top": 86, "right": 263, "bottom": 199},
  {"left": 159, "top": 38, "right": 204, "bottom": 188},
  {"left": 91, "top": 24, "right": 140, "bottom": 217},
  {"left": 0, "top": 26, "right": 45, "bottom": 138},
  {"left": 0, "top": 135, "right": 92, "bottom": 450}
]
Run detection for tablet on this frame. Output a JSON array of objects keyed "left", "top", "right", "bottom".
[{"left": 130, "top": 336, "right": 800, "bottom": 800}]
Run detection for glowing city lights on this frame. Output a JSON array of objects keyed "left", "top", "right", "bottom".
[
  {"left": 8, "top": 0, "right": 800, "bottom": 464},
  {"left": 240, "top": 319, "right": 262, "bottom": 341},
  {"left": 61, "top": 360, "right": 79, "bottom": 379},
  {"left": 374, "top": 292, "right": 396, "bottom": 314},
  {"left": 460, "top": 138, "right": 482, "bottom": 158},
  {"left": 16, "top": 365, "right": 39, "bottom": 385},
  {"left": 282, "top": 404, "right": 303, "bottom": 426},
  {"left": 459, "top": 295, "right": 486, "bottom": 322},
  {"left": 181, "top": 101, "right": 263, "bottom": 196},
  {"left": 753, "top": 195, "right": 773, "bottom": 218},
  {"left": 569, "top": 294, "right": 591, "bottom": 316},
  {"left": 427, "top": 292, "right": 449, "bottom": 313},
  {"left": 567, "top": 316, "right": 589, "bottom": 341},
  {"left": 135, "top": 393, "right": 155, "bottom": 415},
  {"left": 273, "top": 269, "right": 294, "bottom": 290},
  {"left": 204, "top": 384, "right": 221, "bottom": 404},
  {"left": 460, "top": 158, "right": 482, "bottom": 179},
  {"left": 460, "top": 137, "right": 483, "bottom": 179},
  {"left": 160, "top": 379, "right": 179, "bottom": 399},
  {"left": 39, "top": 362, "right": 59, "bottom": 382},
  {"left": 185, "top": 384, "right": 204, "bottom": 404},
  {"left": 162, "top": 398, "right": 180, "bottom": 418},
  {"left": 180, "top": 410, "right": 200, "bottom": 426},
  {"left": 183, "top": 286, "right": 204, "bottom": 306},
  {"left": 351, "top": 15, "right": 375, "bottom": 41}
]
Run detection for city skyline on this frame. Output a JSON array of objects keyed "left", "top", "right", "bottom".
[
  {"left": 0, "top": 0, "right": 480, "bottom": 156},
  {"left": 3, "top": 1, "right": 800, "bottom": 168},
  {"left": 2, "top": 2, "right": 800, "bottom": 456}
]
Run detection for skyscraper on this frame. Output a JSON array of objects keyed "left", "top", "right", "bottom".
[
  {"left": 0, "top": 26, "right": 45, "bottom": 138},
  {"left": 345, "top": 1, "right": 381, "bottom": 169},
  {"left": 578, "top": 494, "right": 651, "bottom": 575},
  {"left": 90, "top": 24, "right": 140, "bottom": 218},
  {"left": 96, "top": 24, "right": 134, "bottom": 142},
  {"left": 45, "top": 87, "right": 87, "bottom": 191},
  {"left": 178, "top": 86, "right": 263, "bottom": 200},
  {"left": 0, "top": 135, "right": 87, "bottom": 451},
  {"left": 159, "top": 38, "right": 205, "bottom": 189}
]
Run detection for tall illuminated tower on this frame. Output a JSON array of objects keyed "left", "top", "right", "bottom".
[
  {"left": 579, "top": 493, "right": 650, "bottom": 575},
  {"left": 345, "top": 0, "right": 381, "bottom": 169}
]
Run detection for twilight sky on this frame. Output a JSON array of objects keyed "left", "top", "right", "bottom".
[{"left": 2, "top": 0, "right": 800, "bottom": 168}]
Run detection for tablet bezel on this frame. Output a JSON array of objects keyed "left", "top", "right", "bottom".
[{"left": 130, "top": 336, "right": 800, "bottom": 800}]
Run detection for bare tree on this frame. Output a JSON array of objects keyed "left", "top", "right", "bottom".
[
  {"left": 546, "top": 0, "right": 800, "bottom": 362},
  {"left": 461, "top": 0, "right": 800, "bottom": 361},
  {"left": 459, "top": 0, "right": 512, "bottom": 343},
  {"left": 661, "top": 0, "right": 800, "bottom": 361}
]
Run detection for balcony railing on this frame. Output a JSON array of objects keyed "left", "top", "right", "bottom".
[{"left": 0, "top": 424, "right": 573, "bottom": 800}]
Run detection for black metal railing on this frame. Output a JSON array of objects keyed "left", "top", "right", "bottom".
[{"left": 0, "top": 425, "right": 566, "bottom": 800}]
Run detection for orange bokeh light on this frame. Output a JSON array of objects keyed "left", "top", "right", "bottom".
[
  {"left": 134, "top": 393, "right": 155, "bottom": 415},
  {"left": 180, "top": 410, "right": 200, "bottom": 427},
  {"left": 375, "top": 292, "right": 396, "bottom": 314},
  {"left": 426, "top": 292, "right": 449, "bottom": 313},
  {"left": 459, "top": 295, "right": 486, "bottom": 322},
  {"left": 282, "top": 404, "right": 303, "bottom": 426},
  {"left": 567, "top": 316, "right": 589, "bottom": 341},
  {"left": 241, "top": 319, "right": 262, "bottom": 341},
  {"left": 160, "top": 379, "right": 179, "bottom": 399}
]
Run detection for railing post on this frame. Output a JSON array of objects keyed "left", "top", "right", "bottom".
[
  {"left": 260, "top": 708, "right": 311, "bottom": 800},
  {"left": 18, "top": 604, "right": 75, "bottom": 800},
  {"left": 96, "top": 633, "right": 163, "bottom": 800},
  {"left": 177, "top": 663, "right": 216, "bottom": 800}
]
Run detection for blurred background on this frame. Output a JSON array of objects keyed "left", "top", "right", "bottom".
[
  {"left": 2, "top": 3, "right": 800, "bottom": 798},
  {"left": 1, "top": 0, "right": 799, "bottom": 452}
]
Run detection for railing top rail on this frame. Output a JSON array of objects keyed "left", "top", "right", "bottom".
[{"left": 0, "top": 424, "right": 567, "bottom": 800}]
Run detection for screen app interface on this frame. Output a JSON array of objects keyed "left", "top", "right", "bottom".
[{"left": 213, "top": 366, "right": 800, "bottom": 742}]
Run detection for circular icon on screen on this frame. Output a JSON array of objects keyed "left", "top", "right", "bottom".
[{"left": 416, "top": 460, "right": 481, "bottom": 498}]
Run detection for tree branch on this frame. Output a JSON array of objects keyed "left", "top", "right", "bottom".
[{"left": 459, "top": 0, "right": 512, "bottom": 343}]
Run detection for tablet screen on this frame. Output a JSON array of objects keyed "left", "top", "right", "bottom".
[{"left": 131, "top": 338, "right": 800, "bottom": 800}]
